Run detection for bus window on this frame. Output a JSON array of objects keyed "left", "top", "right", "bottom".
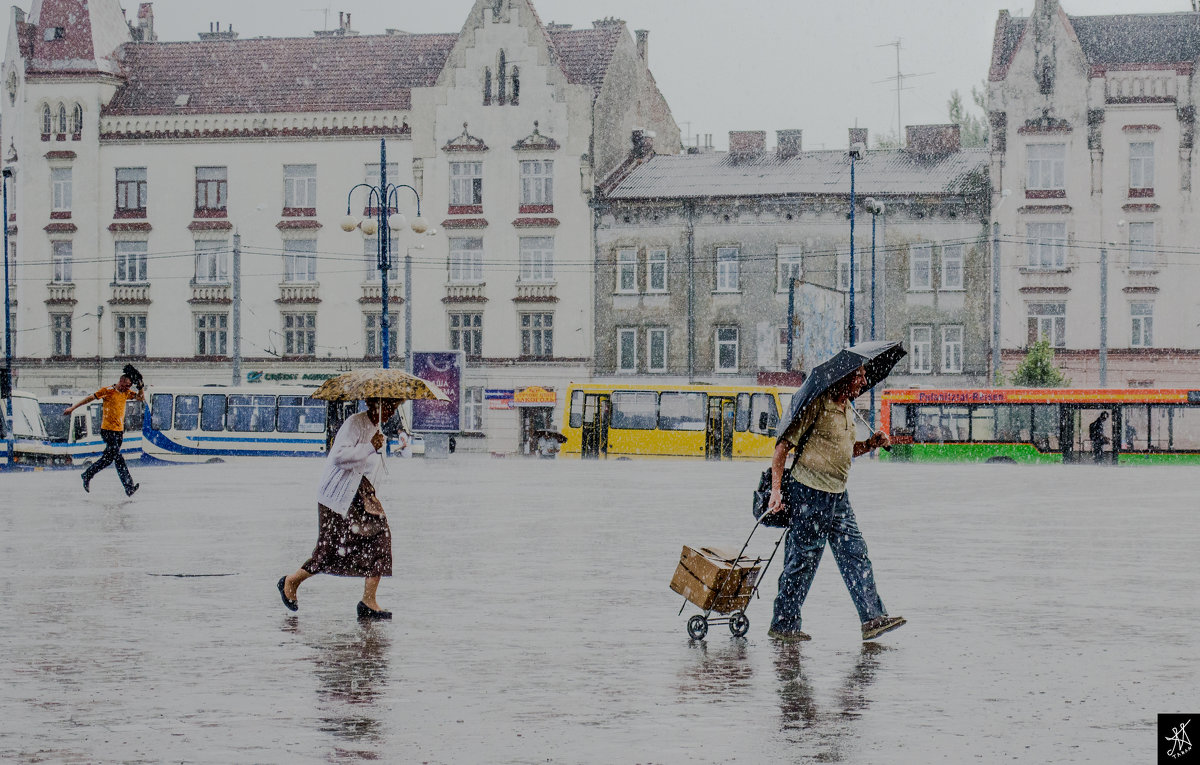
[
  {"left": 914, "top": 406, "right": 941, "bottom": 442},
  {"left": 1121, "top": 405, "right": 1148, "bottom": 451},
  {"left": 941, "top": 406, "right": 970, "bottom": 441},
  {"left": 125, "top": 401, "right": 144, "bottom": 432},
  {"left": 996, "top": 405, "right": 1032, "bottom": 442},
  {"left": 1032, "top": 405, "right": 1059, "bottom": 450},
  {"left": 610, "top": 391, "right": 658, "bottom": 430},
  {"left": 749, "top": 393, "right": 779, "bottom": 435},
  {"left": 278, "top": 396, "right": 326, "bottom": 433},
  {"left": 568, "top": 390, "right": 583, "bottom": 429},
  {"left": 659, "top": 392, "right": 706, "bottom": 431},
  {"left": 151, "top": 394, "right": 173, "bottom": 431},
  {"left": 201, "top": 394, "right": 226, "bottom": 432},
  {"left": 735, "top": 393, "right": 752, "bottom": 432},
  {"left": 40, "top": 403, "right": 70, "bottom": 443},
  {"left": 1149, "top": 406, "right": 1171, "bottom": 449},
  {"left": 889, "top": 404, "right": 910, "bottom": 436},
  {"left": 1170, "top": 407, "right": 1200, "bottom": 449},
  {"left": 970, "top": 406, "right": 997, "bottom": 442},
  {"left": 227, "top": 394, "right": 276, "bottom": 432},
  {"left": 90, "top": 405, "right": 103, "bottom": 436},
  {"left": 174, "top": 395, "right": 200, "bottom": 430}
]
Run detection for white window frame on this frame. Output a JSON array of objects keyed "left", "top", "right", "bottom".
[
  {"left": 1130, "top": 302, "right": 1153, "bottom": 348},
  {"left": 363, "top": 237, "right": 399, "bottom": 281},
  {"left": 777, "top": 244, "right": 803, "bottom": 292},
  {"left": 283, "top": 312, "right": 317, "bottom": 356},
  {"left": 114, "top": 313, "right": 147, "bottom": 357},
  {"left": 616, "top": 248, "right": 638, "bottom": 293},
  {"left": 909, "top": 325, "right": 932, "bottom": 374},
  {"left": 462, "top": 386, "right": 484, "bottom": 432},
  {"left": 450, "top": 161, "right": 483, "bottom": 206},
  {"left": 195, "top": 166, "right": 228, "bottom": 211},
  {"left": 519, "top": 159, "right": 553, "bottom": 206},
  {"left": 647, "top": 327, "right": 668, "bottom": 373},
  {"left": 647, "top": 248, "right": 668, "bottom": 293},
  {"left": 1027, "top": 302, "right": 1066, "bottom": 348},
  {"left": 283, "top": 164, "right": 318, "bottom": 209},
  {"left": 51, "top": 313, "right": 72, "bottom": 356},
  {"left": 1128, "top": 222, "right": 1156, "bottom": 270},
  {"left": 941, "top": 325, "right": 963, "bottom": 374},
  {"left": 837, "top": 251, "right": 862, "bottom": 292},
  {"left": 114, "top": 240, "right": 148, "bottom": 284},
  {"left": 51, "top": 167, "right": 72, "bottom": 212},
  {"left": 716, "top": 247, "right": 739, "bottom": 292},
  {"left": 617, "top": 327, "right": 638, "bottom": 373},
  {"left": 115, "top": 167, "right": 147, "bottom": 212},
  {"left": 449, "top": 311, "right": 483, "bottom": 357},
  {"left": 364, "top": 162, "right": 400, "bottom": 210},
  {"left": 195, "top": 313, "right": 227, "bottom": 356},
  {"left": 519, "top": 312, "right": 553, "bottom": 358},
  {"left": 941, "top": 244, "right": 964, "bottom": 290},
  {"left": 715, "top": 326, "right": 739, "bottom": 373},
  {"left": 1129, "top": 142, "right": 1154, "bottom": 191},
  {"left": 1026, "top": 222, "right": 1067, "bottom": 269},
  {"left": 448, "top": 237, "right": 484, "bottom": 283},
  {"left": 51, "top": 240, "right": 72, "bottom": 283},
  {"left": 1026, "top": 143, "right": 1065, "bottom": 191},
  {"left": 364, "top": 312, "right": 400, "bottom": 359},
  {"left": 519, "top": 236, "right": 554, "bottom": 282},
  {"left": 283, "top": 239, "right": 318, "bottom": 283},
  {"left": 194, "top": 240, "right": 228, "bottom": 284},
  {"left": 909, "top": 243, "right": 932, "bottom": 291}
]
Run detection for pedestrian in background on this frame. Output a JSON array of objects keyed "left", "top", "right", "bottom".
[
  {"left": 1089, "top": 411, "right": 1110, "bottom": 464},
  {"left": 64, "top": 364, "right": 144, "bottom": 496},
  {"left": 279, "top": 397, "right": 398, "bottom": 620}
]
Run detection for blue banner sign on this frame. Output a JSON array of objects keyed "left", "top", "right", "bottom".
[{"left": 412, "top": 351, "right": 464, "bottom": 432}]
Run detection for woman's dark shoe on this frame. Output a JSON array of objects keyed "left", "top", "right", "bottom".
[
  {"left": 125, "top": 483, "right": 140, "bottom": 497},
  {"left": 277, "top": 576, "right": 298, "bottom": 612},
  {"left": 357, "top": 601, "right": 392, "bottom": 620}
]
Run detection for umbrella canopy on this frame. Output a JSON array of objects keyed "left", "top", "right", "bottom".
[
  {"left": 310, "top": 368, "right": 449, "bottom": 402},
  {"left": 779, "top": 340, "right": 906, "bottom": 441},
  {"left": 535, "top": 429, "right": 568, "bottom": 443}
]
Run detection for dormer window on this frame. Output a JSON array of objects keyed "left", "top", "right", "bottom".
[{"left": 43, "top": 27, "right": 64, "bottom": 41}]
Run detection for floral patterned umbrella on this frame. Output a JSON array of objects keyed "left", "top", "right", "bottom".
[{"left": 310, "top": 368, "right": 449, "bottom": 402}]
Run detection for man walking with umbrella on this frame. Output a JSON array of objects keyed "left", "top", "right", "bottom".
[{"left": 765, "top": 341, "right": 907, "bottom": 642}]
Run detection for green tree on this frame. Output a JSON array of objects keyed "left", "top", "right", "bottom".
[
  {"left": 1010, "top": 340, "right": 1071, "bottom": 387},
  {"left": 948, "top": 84, "right": 988, "bottom": 148}
]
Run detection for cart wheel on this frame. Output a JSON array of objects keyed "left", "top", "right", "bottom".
[
  {"left": 686, "top": 614, "right": 708, "bottom": 640},
  {"left": 729, "top": 611, "right": 750, "bottom": 637}
]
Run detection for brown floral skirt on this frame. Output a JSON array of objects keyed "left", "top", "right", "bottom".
[{"left": 301, "top": 492, "right": 392, "bottom": 578}]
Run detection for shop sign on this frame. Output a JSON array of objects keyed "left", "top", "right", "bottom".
[
  {"left": 513, "top": 386, "right": 556, "bottom": 407},
  {"left": 485, "top": 389, "right": 515, "bottom": 410},
  {"left": 246, "top": 370, "right": 339, "bottom": 384}
]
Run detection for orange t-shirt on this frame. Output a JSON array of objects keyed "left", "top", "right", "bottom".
[{"left": 95, "top": 386, "right": 135, "bottom": 431}]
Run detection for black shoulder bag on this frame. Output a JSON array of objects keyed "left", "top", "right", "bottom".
[{"left": 751, "top": 424, "right": 815, "bottom": 528}]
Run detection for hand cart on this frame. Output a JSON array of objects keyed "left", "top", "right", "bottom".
[{"left": 670, "top": 517, "right": 787, "bottom": 639}]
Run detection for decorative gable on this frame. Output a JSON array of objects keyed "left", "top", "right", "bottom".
[
  {"left": 442, "top": 122, "right": 489, "bottom": 152},
  {"left": 513, "top": 121, "right": 559, "bottom": 151}
]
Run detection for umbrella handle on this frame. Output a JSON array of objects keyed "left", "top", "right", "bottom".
[{"left": 851, "top": 406, "right": 892, "bottom": 452}]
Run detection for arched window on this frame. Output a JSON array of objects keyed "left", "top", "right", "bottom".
[
  {"left": 497, "top": 50, "right": 507, "bottom": 105},
  {"left": 41, "top": 105, "right": 52, "bottom": 137},
  {"left": 57, "top": 104, "right": 67, "bottom": 135},
  {"left": 483, "top": 67, "right": 492, "bottom": 106},
  {"left": 510, "top": 66, "right": 519, "bottom": 106},
  {"left": 72, "top": 103, "right": 83, "bottom": 137}
]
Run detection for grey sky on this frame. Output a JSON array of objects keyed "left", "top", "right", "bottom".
[{"left": 146, "top": 0, "right": 1192, "bottom": 151}]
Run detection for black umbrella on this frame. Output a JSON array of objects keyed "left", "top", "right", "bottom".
[{"left": 779, "top": 340, "right": 906, "bottom": 442}]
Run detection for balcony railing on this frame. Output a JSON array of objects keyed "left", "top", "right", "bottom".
[
  {"left": 360, "top": 282, "right": 404, "bottom": 303},
  {"left": 45, "top": 283, "right": 76, "bottom": 303},
  {"left": 514, "top": 282, "right": 557, "bottom": 301},
  {"left": 278, "top": 282, "right": 321, "bottom": 303},
  {"left": 190, "top": 283, "right": 231, "bottom": 303},
  {"left": 110, "top": 283, "right": 150, "bottom": 303},
  {"left": 445, "top": 283, "right": 487, "bottom": 301},
  {"left": 1017, "top": 267, "right": 1072, "bottom": 291}
]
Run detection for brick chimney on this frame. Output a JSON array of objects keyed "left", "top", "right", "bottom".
[
  {"left": 198, "top": 22, "right": 238, "bottom": 41},
  {"left": 906, "top": 124, "right": 962, "bottom": 156},
  {"left": 777, "top": 129, "right": 802, "bottom": 160},
  {"left": 132, "top": 3, "right": 156, "bottom": 42},
  {"left": 635, "top": 30, "right": 648, "bottom": 62},
  {"left": 631, "top": 129, "right": 655, "bottom": 158},
  {"left": 729, "top": 131, "right": 766, "bottom": 160}
]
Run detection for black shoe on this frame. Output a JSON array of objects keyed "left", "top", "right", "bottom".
[
  {"left": 862, "top": 615, "right": 906, "bottom": 641},
  {"left": 357, "top": 601, "right": 392, "bottom": 620},
  {"left": 82, "top": 475, "right": 90, "bottom": 493},
  {"left": 277, "top": 576, "right": 298, "bottom": 612},
  {"left": 125, "top": 483, "right": 140, "bottom": 497}
]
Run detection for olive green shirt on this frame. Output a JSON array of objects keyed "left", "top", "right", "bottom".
[{"left": 783, "top": 393, "right": 856, "bottom": 494}]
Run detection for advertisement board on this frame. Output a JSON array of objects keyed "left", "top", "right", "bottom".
[{"left": 411, "top": 351, "right": 464, "bottom": 432}]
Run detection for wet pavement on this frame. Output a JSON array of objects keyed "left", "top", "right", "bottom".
[{"left": 0, "top": 457, "right": 1195, "bottom": 763}]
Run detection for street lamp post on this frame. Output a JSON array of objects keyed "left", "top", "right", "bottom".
[
  {"left": 848, "top": 142, "right": 864, "bottom": 347},
  {"left": 2, "top": 166, "right": 14, "bottom": 465},
  {"left": 864, "top": 196, "right": 885, "bottom": 427},
  {"left": 341, "top": 138, "right": 433, "bottom": 370}
]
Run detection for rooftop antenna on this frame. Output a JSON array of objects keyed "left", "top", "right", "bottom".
[
  {"left": 874, "top": 39, "right": 932, "bottom": 147},
  {"left": 304, "top": 6, "right": 332, "bottom": 31}
]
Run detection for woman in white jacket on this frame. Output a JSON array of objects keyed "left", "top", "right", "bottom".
[{"left": 278, "top": 398, "right": 399, "bottom": 620}]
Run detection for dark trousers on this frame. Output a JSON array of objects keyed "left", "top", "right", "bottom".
[
  {"left": 82, "top": 429, "right": 134, "bottom": 491},
  {"left": 770, "top": 482, "right": 886, "bottom": 633}
]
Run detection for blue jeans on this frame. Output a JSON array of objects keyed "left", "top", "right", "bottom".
[
  {"left": 82, "top": 429, "right": 135, "bottom": 492},
  {"left": 770, "top": 482, "right": 886, "bottom": 633}
]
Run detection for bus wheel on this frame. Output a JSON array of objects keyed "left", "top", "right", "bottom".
[
  {"left": 686, "top": 615, "right": 708, "bottom": 640},
  {"left": 729, "top": 611, "right": 750, "bottom": 637},
  {"left": 986, "top": 456, "right": 1016, "bottom": 464}
]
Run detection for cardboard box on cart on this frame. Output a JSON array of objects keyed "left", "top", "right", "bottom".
[{"left": 669, "top": 545, "right": 762, "bottom": 613}]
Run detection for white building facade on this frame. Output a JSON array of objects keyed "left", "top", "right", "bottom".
[
  {"left": 1, "top": 0, "right": 678, "bottom": 454},
  {"left": 988, "top": 0, "right": 1200, "bottom": 386}
]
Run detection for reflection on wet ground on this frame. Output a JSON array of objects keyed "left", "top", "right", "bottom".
[{"left": 1, "top": 459, "right": 1197, "bottom": 762}]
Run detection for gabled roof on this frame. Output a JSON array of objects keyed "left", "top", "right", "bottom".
[
  {"left": 546, "top": 22, "right": 624, "bottom": 96},
  {"left": 25, "top": 0, "right": 130, "bottom": 76},
  {"left": 601, "top": 149, "right": 989, "bottom": 200},
  {"left": 991, "top": 10, "right": 1200, "bottom": 80}
]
